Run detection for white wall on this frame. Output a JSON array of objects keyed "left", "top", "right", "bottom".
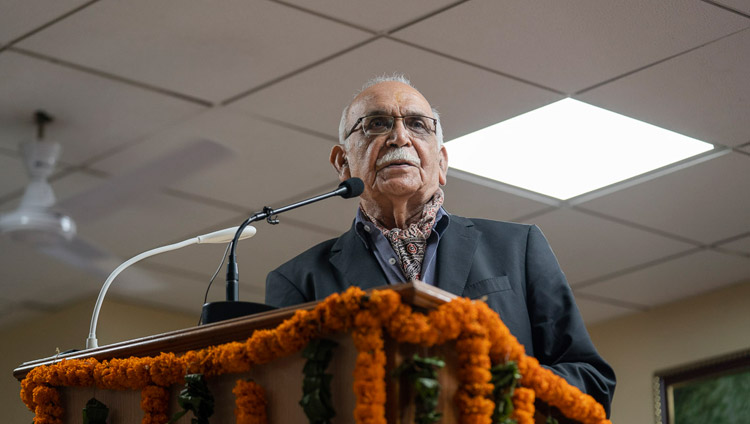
[
  {"left": 2, "top": 298, "right": 195, "bottom": 423},
  {"left": 588, "top": 279, "right": 750, "bottom": 424}
]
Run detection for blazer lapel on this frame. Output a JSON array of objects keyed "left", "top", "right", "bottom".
[
  {"left": 435, "top": 215, "right": 480, "bottom": 297},
  {"left": 329, "top": 226, "right": 389, "bottom": 290}
]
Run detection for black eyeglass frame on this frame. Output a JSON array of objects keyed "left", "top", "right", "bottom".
[{"left": 344, "top": 114, "right": 438, "bottom": 140}]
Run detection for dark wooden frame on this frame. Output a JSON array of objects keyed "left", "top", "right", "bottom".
[{"left": 653, "top": 349, "right": 750, "bottom": 424}]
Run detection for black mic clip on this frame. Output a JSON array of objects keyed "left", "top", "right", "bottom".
[{"left": 263, "top": 206, "right": 279, "bottom": 225}]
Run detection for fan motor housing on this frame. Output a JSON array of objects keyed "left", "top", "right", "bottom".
[{"left": 0, "top": 208, "right": 76, "bottom": 244}]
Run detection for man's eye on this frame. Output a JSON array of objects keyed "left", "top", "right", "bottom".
[
  {"left": 366, "top": 117, "right": 389, "bottom": 130},
  {"left": 409, "top": 118, "right": 426, "bottom": 128},
  {"left": 406, "top": 117, "right": 428, "bottom": 131}
]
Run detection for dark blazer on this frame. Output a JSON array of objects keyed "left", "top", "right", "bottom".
[{"left": 266, "top": 215, "right": 616, "bottom": 414}]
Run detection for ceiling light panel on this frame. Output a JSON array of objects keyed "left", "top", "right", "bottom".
[{"left": 445, "top": 99, "right": 714, "bottom": 200}]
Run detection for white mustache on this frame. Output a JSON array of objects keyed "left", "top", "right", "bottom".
[{"left": 376, "top": 149, "right": 421, "bottom": 168}]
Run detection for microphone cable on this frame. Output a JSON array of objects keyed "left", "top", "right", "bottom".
[{"left": 198, "top": 240, "right": 233, "bottom": 326}]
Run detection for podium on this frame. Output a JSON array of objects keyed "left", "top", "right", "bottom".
[{"left": 15, "top": 282, "right": 603, "bottom": 423}]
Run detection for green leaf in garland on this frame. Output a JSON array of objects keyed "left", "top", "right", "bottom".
[
  {"left": 82, "top": 397, "right": 109, "bottom": 424},
  {"left": 490, "top": 361, "right": 522, "bottom": 388},
  {"left": 393, "top": 354, "right": 445, "bottom": 424},
  {"left": 302, "top": 339, "right": 338, "bottom": 363},
  {"left": 168, "top": 373, "right": 215, "bottom": 424},
  {"left": 490, "top": 360, "right": 521, "bottom": 423},
  {"left": 300, "top": 339, "right": 338, "bottom": 424}
]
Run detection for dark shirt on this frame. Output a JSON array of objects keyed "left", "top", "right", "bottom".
[{"left": 353, "top": 207, "right": 449, "bottom": 285}]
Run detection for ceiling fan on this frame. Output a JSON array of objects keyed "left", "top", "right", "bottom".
[
  {"left": 0, "top": 110, "right": 232, "bottom": 281},
  {"left": 1, "top": 111, "right": 76, "bottom": 245}
]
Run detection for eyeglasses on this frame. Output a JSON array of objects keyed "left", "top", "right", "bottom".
[{"left": 344, "top": 115, "right": 437, "bottom": 140}]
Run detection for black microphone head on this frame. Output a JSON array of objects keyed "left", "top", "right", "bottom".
[{"left": 338, "top": 177, "right": 364, "bottom": 199}]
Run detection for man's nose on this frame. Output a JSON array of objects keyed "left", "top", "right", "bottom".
[{"left": 387, "top": 119, "right": 412, "bottom": 147}]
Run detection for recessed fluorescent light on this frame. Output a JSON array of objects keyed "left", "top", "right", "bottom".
[{"left": 445, "top": 98, "right": 714, "bottom": 200}]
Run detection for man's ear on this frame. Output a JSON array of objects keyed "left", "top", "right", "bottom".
[
  {"left": 438, "top": 145, "right": 448, "bottom": 186},
  {"left": 330, "top": 144, "right": 351, "bottom": 181}
]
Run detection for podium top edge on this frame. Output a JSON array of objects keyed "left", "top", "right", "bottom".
[{"left": 13, "top": 282, "right": 456, "bottom": 381}]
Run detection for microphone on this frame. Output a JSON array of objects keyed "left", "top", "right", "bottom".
[
  {"left": 337, "top": 177, "right": 365, "bottom": 199},
  {"left": 85, "top": 225, "right": 256, "bottom": 349},
  {"left": 223, "top": 178, "right": 364, "bottom": 303}
]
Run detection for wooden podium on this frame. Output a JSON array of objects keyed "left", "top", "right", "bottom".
[{"left": 15, "top": 283, "right": 588, "bottom": 423}]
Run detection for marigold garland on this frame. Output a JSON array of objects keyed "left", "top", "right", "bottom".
[
  {"left": 351, "top": 308, "right": 387, "bottom": 424},
  {"left": 32, "top": 385, "right": 63, "bottom": 424},
  {"left": 233, "top": 379, "right": 268, "bottom": 424},
  {"left": 141, "top": 385, "right": 170, "bottom": 424},
  {"left": 20, "top": 286, "right": 610, "bottom": 424},
  {"left": 510, "top": 387, "right": 535, "bottom": 424},
  {"left": 454, "top": 321, "right": 494, "bottom": 424}
]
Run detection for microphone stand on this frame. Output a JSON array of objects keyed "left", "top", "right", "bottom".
[{"left": 201, "top": 179, "right": 361, "bottom": 324}]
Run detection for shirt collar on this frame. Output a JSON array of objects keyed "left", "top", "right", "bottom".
[{"left": 354, "top": 206, "right": 450, "bottom": 246}]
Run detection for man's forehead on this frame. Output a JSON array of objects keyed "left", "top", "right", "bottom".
[{"left": 349, "top": 82, "right": 432, "bottom": 117}]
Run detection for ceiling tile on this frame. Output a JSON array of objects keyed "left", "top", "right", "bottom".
[
  {"left": 578, "top": 152, "right": 750, "bottom": 244},
  {"left": 391, "top": 0, "right": 749, "bottom": 93},
  {"left": 578, "top": 250, "right": 750, "bottom": 307},
  {"left": 0, "top": 298, "right": 16, "bottom": 327},
  {"left": 443, "top": 175, "right": 551, "bottom": 222},
  {"left": 278, "top": 0, "right": 457, "bottom": 33},
  {"left": 88, "top": 108, "right": 341, "bottom": 211},
  {"left": 578, "top": 27, "right": 750, "bottom": 147},
  {"left": 0, "top": 297, "right": 12, "bottom": 311},
  {"left": 0, "top": 0, "right": 89, "bottom": 45},
  {"left": 1, "top": 0, "right": 748, "bottom": 335},
  {"left": 717, "top": 234, "right": 750, "bottom": 255},
  {"left": 0, "top": 237, "right": 103, "bottom": 304},
  {"left": 0, "top": 153, "right": 25, "bottom": 200},
  {"left": 531, "top": 209, "right": 696, "bottom": 284},
  {"left": 16, "top": 0, "right": 371, "bottom": 102},
  {"left": 0, "top": 50, "right": 205, "bottom": 164},
  {"left": 229, "top": 37, "right": 562, "bottom": 142},
  {"left": 279, "top": 195, "right": 360, "bottom": 236},
  {"left": 573, "top": 296, "right": 640, "bottom": 325},
  {"left": 713, "top": 0, "right": 750, "bottom": 15},
  {"left": 70, "top": 190, "right": 239, "bottom": 260},
  {"left": 0, "top": 302, "right": 47, "bottom": 330}
]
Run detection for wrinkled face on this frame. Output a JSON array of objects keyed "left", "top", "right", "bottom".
[{"left": 331, "top": 81, "right": 448, "bottom": 205}]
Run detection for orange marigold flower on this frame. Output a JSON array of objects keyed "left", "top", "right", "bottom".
[
  {"left": 32, "top": 385, "right": 63, "bottom": 424},
  {"left": 511, "top": 387, "right": 535, "bottom": 424},
  {"left": 233, "top": 379, "right": 268, "bottom": 424},
  {"left": 141, "top": 384, "right": 170, "bottom": 424}
]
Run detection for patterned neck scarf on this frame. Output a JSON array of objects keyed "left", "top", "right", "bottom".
[{"left": 362, "top": 188, "right": 444, "bottom": 281}]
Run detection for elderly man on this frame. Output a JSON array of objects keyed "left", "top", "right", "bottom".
[{"left": 265, "top": 76, "right": 616, "bottom": 414}]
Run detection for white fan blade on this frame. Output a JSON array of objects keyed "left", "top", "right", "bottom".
[{"left": 59, "top": 138, "right": 232, "bottom": 223}]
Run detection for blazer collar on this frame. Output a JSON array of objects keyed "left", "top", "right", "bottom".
[
  {"left": 435, "top": 215, "right": 480, "bottom": 297},
  {"left": 329, "top": 215, "right": 480, "bottom": 296},
  {"left": 329, "top": 224, "right": 389, "bottom": 290}
]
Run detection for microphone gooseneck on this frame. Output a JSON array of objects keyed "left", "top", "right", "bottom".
[
  {"left": 85, "top": 225, "right": 256, "bottom": 349},
  {"left": 225, "top": 178, "right": 363, "bottom": 301}
]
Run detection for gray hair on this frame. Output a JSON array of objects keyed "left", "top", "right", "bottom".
[{"left": 338, "top": 74, "right": 444, "bottom": 147}]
